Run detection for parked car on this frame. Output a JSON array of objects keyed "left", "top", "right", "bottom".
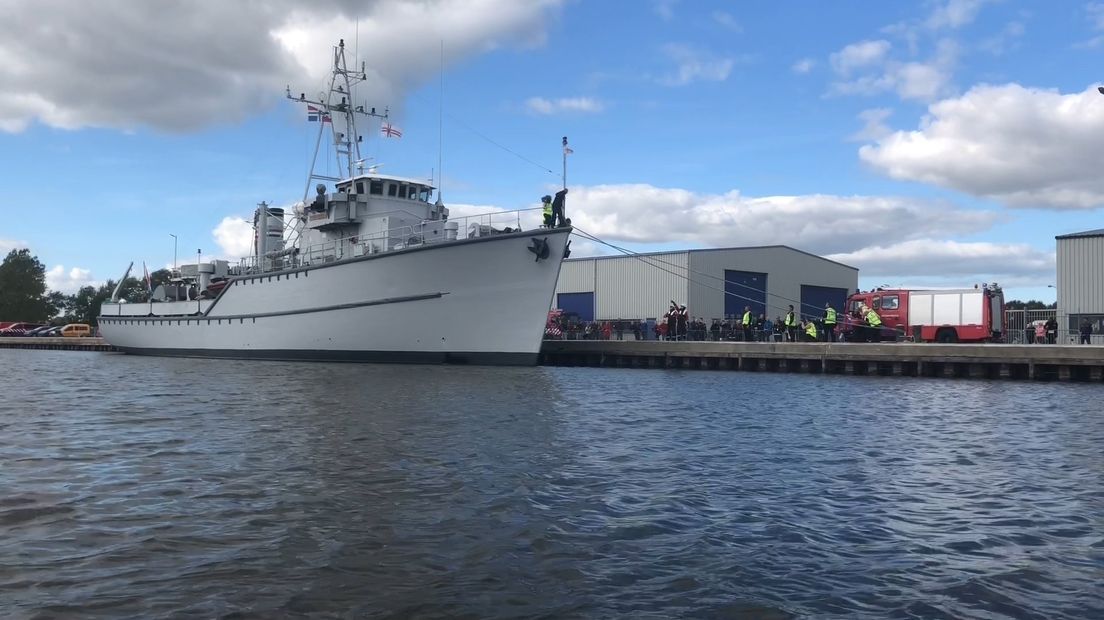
[
  {"left": 0, "top": 322, "right": 46, "bottom": 336},
  {"left": 61, "top": 323, "right": 92, "bottom": 338},
  {"left": 25, "top": 325, "right": 55, "bottom": 336},
  {"left": 41, "top": 326, "right": 64, "bottom": 337}
]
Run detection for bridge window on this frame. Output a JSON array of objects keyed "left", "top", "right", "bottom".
[
  {"left": 355, "top": 181, "right": 364, "bottom": 194},
  {"left": 406, "top": 185, "right": 418, "bottom": 200},
  {"left": 387, "top": 183, "right": 397, "bottom": 197},
  {"left": 419, "top": 187, "right": 431, "bottom": 202},
  {"left": 370, "top": 180, "right": 383, "bottom": 195}
]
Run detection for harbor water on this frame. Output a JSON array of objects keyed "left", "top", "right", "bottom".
[{"left": 2, "top": 349, "right": 1102, "bottom": 618}]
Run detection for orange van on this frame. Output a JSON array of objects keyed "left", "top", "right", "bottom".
[{"left": 61, "top": 323, "right": 92, "bottom": 338}]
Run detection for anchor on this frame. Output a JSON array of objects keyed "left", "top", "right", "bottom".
[{"left": 528, "top": 237, "right": 550, "bottom": 262}]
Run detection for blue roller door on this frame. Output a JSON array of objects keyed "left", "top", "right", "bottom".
[
  {"left": 800, "top": 285, "right": 848, "bottom": 320},
  {"left": 724, "top": 270, "right": 767, "bottom": 318},
  {"left": 557, "top": 292, "right": 594, "bottom": 322}
]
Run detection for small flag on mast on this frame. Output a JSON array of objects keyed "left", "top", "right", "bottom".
[
  {"left": 380, "top": 122, "right": 403, "bottom": 138},
  {"left": 307, "top": 105, "right": 331, "bottom": 123},
  {"left": 563, "top": 136, "right": 573, "bottom": 155}
]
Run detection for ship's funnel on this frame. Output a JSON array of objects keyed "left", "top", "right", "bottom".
[{"left": 253, "top": 202, "right": 285, "bottom": 264}]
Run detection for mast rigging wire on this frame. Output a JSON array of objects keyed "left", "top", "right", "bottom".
[{"left": 569, "top": 227, "right": 846, "bottom": 318}]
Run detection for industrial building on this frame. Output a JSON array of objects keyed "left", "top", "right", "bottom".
[
  {"left": 553, "top": 246, "right": 858, "bottom": 323},
  {"left": 1056, "top": 228, "right": 1104, "bottom": 336}
]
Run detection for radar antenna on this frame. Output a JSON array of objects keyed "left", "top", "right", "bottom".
[{"left": 286, "top": 39, "right": 388, "bottom": 203}]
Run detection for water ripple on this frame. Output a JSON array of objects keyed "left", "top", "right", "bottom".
[{"left": 1, "top": 351, "right": 1102, "bottom": 618}]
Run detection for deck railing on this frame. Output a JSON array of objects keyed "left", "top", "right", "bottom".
[{"left": 235, "top": 207, "right": 547, "bottom": 275}]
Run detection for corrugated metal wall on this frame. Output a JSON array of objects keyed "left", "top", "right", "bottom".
[
  {"left": 596, "top": 252, "right": 689, "bottom": 320},
  {"left": 553, "top": 247, "right": 858, "bottom": 321},
  {"left": 555, "top": 259, "right": 596, "bottom": 293},
  {"left": 688, "top": 247, "right": 858, "bottom": 322},
  {"left": 1057, "top": 236, "right": 1104, "bottom": 328}
]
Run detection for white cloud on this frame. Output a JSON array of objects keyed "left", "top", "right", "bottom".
[
  {"left": 0, "top": 238, "right": 28, "bottom": 255},
  {"left": 828, "top": 38, "right": 956, "bottom": 102},
  {"left": 979, "top": 21, "right": 1025, "bottom": 55},
  {"left": 525, "top": 96, "right": 605, "bottom": 115},
  {"left": 926, "top": 0, "right": 996, "bottom": 30},
  {"left": 658, "top": 44, "right": 736, "bottom": 86},
  {"left": 46, "top": 265, "right": 99, "bottom": 293},
  {"left": 1091, "top": 2, "right": 1104, "bottom": 29},
  {"left": 827, "top": 239, "right": 1054, "bottom": 280},
  {"left": 653, "top": 0, "right": 679, "bottom": 20},
  {"left": 212, "top": 216, "right": 255, "bottom": 259},
  {"left": 830, "top": 40, "right": 891, "bottom": 76},
  {"left": 849, "top": 108, "right": 894, "bottom": 142},
  {"left": 791, "top": 58, "right": 816, "bottom": 74},
  {"left": 712, "top": 11, "right": 742, "bottom": 32},
  {"left": 0, "top": 1, "right": 563, "bottom": 133},
  {"left": 859, "top": 83, "right": 1104, "bottom": 210},
  {"left": 1080, "top": 2, "right": 1104, "bottom": 47},
  {"left": 563, "top": 184, "right": 996, "bottom": 256}
]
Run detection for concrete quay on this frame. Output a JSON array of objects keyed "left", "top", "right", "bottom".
[
  {"left": 0, "top": 337, "right": 116, "bottom": 352},
  {"left": 539, "top": 340, "right": 1104, "bottom": 382}
]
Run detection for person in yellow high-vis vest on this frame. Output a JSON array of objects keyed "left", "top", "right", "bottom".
[
  {"left": 741, "top": 306, "right": 752, "bottom": 342},
  {"left": 784, "top": 305, "right": 797, "bottom": 342},
  {"left": 541, "top": 195, "right": 553, "bottom": 228},
  {"left": 824, "top": 302, "right": 837, "bottom": 342},
  {"left": 863, "top": 304, "right": 883, "bottom": 342},
  {"left": 803, "top": 319, "right": 818, "bottom": 342}
]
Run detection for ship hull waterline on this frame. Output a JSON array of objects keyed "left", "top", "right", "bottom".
[{"left": 99, "top": 228, "right": 571, "bottom": 366}]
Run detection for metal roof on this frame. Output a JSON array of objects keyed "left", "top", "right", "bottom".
[
  {"left": 565, "top": 245, "right": 859, "bottom": 271},
  {"left": 1055, "top": 228, "right": 1104, "bottom": 240}
]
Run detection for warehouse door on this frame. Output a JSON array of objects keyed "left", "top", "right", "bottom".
[
  {"left": 724, "top": 270, "right": 767, "bottom": 318},
  {"left": 557, "top": 292, "right": 594, "bottom": 322},
  {"left": 800, "top": 285, "right": 849, "bottom": 320}
]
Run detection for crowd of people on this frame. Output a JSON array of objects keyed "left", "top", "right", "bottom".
[{"left": 546, "top": 300, "right": 888, "bottom": 343}]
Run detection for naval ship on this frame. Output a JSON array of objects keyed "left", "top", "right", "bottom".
[{"left": 99, "top": 40, "right": 571, "bottom": 365}]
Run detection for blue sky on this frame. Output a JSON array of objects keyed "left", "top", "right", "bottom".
[{"left": 1, "top": 0, "right": 1102, "bottom": 302}]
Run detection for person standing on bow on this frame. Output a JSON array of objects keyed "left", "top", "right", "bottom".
[
  {"left": 551, "top": 188, "right": 568, "bottom": 227},
  {"left": 541, "top": 195, "right": 554, "bottom": 228}
]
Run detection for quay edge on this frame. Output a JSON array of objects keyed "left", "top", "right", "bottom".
[
  {"left": 539, "top": 340, "right": 1104, "bottom": 382},
  {"left": 0, "top": 337, "right": 116, "bottom": 352}
]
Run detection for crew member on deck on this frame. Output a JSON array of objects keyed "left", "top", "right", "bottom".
[
  {"left": 551, "top": 188, "right": 568, "bottom": 227},
  {"left": 541, "top": 195, "right": 554, "bottom": 228},
  {"left": 784, "top": 305, "right": 797, "bottom": 342}
]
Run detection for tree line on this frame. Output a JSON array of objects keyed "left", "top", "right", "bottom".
[{"left": 0, "top": 249, "right": 172, "bottom": 327}]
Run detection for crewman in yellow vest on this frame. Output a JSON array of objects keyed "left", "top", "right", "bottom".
[
  {"left": 863, "top": 304, "right": 883, "bottom": 342},
  {"left": 803, "top": 319, "right": 818, "bottom": 342},
  {"left": 541, "top": 195, "right": 553, "bottom": 228},
  {"left": 784, "top": 305, "right": 796, "bottom": 342},
  {"left": 824, "top": 302, "right": 837, "bottom": 342},
  {"left": 741, "top": 306, "right": 753, "bottom": 342}
]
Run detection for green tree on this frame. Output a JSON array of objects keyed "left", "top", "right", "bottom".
[
  {"left": 45, "top": 290, "right": 71, "bottom": 320},
  {"left": 0, "top": 249, "right": 50, "bottom": 322},
  {"left": 150, "top": 268, "right": 172, "bottom": 290},
  {"left": 1005, "top": 299, "right": 1056, "bottom": 310},
  {"left": 68, "top": 277, "right": 149, "bottom": 326}
]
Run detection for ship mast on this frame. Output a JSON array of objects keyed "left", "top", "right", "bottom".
[{"left": 287, "top": 39, "right": 388, "bottom": 201}]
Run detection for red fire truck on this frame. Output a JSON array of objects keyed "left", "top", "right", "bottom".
[{"left": 842, "top": 284, "right": 1005, "bottom": 343}]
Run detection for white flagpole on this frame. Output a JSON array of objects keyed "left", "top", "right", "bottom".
[{"left": 562, "top": 136, "right": 568, "bottom": 189}]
